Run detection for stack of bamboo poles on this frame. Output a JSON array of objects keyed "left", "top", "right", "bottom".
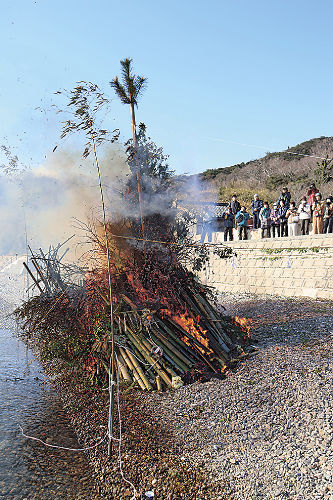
[{"left": 112, "top": 284, "right": 244, "bottom": 391}]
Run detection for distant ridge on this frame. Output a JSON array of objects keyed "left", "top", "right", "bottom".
[{"left": 196, "top": 136, "right": 333, "bottom": 205}]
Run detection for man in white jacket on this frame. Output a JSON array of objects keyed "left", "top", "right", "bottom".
[{"left": 298, "top": 197, "right": 311, "bottom": 235}]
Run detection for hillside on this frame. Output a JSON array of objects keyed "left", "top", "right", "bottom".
[{"left": 185, "top": 136, "right": 333, "bottom": 207}]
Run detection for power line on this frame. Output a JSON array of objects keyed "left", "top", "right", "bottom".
[{"left": 207, "top": 137, "right": 333, "bottom": 161}]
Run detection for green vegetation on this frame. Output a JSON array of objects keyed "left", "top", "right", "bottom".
[
  {"left": 198, "top": 136, "right": 333, "bottom": 204},
  {"left": 315, "top": 156, "right": 333, "bottom": 184},
  {"left": 219, "top": 183, "right": 273, "bottom": 207},
  {"left": 263, "top": 247, "right": 328, "bottom": 255},
  {"left": 265, "top": 173, "right": 293, "bottom": 190},
  {"left": 200, "top": 162, "right": 246, "bottom": 181}
]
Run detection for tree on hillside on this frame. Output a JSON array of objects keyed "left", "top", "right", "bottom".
[
  {"left": 315, "top": 155, "right": 333, "bottom": 184},
  {"left": 110, "top": 58, "right": 147, "bottom": 146}
]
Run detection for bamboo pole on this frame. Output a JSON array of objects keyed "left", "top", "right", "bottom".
[
  {"left": 117, "top": 352, "right": 132, "bottom": 382},
  {"left": 121, "top": 294, "right": 137, "bottom": 310},
  {"left": 192, "top": 291, "right": 234, "bottom": 345},
  {"left": 164, "top": 316, "right": 212, "bottom": 354},
  {"left": 90, "top": 132, "right": 115, "bottom": 458},
  {"left": 181, "top": 289, "right": 230, "bottom": 349},
  {"left": 140, "top": 337, "right": 179, "bottom": 377},
  {"left": 151, "top": 327, "right": 196, "bottom": 367},
  {"left": 149, "top": 333, "right": 189, "bottom": 372},
  {"left": 176, "top": 296, "right": 229, "bottom": 359},
  {"left": 126, "top": 350, "right": 152, "bottom": 391},
  {"left": 163, "top": 317, "right": 218, "bottom": 373},
  {"left": 119, "top": 347, "right": 146, "bottom": 390},
  {"left": 154, "top": 317, "right": 201, "bottom": 363},
  {"left": 92, "top": 283, "right": 110, "bottom": 305},
  {"left": 127, "top": 330, "right": 174, "bottom": 385},
  {"left": 30, "top": 258, "right": 51, "bottom": 294},
  {"left": 23, "top": 262, "right": 43, "bottom": 293},
  {"left": 125, "top": 330, "right": 173, "bottom": 387},
  {"left": 156, "top": 375, "right": 162, "bottom": 391}
]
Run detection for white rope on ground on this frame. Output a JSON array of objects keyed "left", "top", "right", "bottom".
[{"left": 18, "top": 425, "right": 108, "bottom": 451}]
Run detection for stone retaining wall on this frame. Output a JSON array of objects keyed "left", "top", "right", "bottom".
[{"left": 197, "top": 234, "right": 333, "bottom": 300}]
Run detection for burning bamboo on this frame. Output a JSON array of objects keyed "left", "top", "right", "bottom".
[{"left": 16, "top": 214, "right": 251, "bottom": 393}]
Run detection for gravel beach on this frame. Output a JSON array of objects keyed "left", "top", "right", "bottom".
[
  {"left": 143, "top": 293, "right": 333, "bottom": 499},
  {"left": 1, "top": 256, "right": 332, "bottom": 499}
]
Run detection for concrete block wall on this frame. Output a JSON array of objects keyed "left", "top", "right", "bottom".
[{"left": 196, "top": 233, "right": 333, "bottom": 300}]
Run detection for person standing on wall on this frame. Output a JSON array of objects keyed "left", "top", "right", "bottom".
[
  {"left": 259, "top": 201, "right": 272, "bottom": 238},
  {"left": 286, "top": 201, "right": 299, "bottom": 237},
  {"left": 278, "top": 187, "right": 291, "bottom": 208},
  {"left": 229, "top": 194, "right": 241, "bottom": 216},
  {"left": 307, "top": 183, "right": 318, "bottom": 211},
  {"left": 312, "top": 193, "right": 325, "bottom": 234},
  {"left": 298, "top": 196, "right": 311, "bottom": 235},
  {"left": 251, "top": 194, "right": 263, "bottom": 229},
  {"left": 235, "top": 206, "right": 250, "bottom": 240},
  {"left": 223, "top": 206, "right": 235, "bottom": 241},
  {"left": 200, "top": 205, "right": 214, "bottom": 243},
  {"left": 270, "top": 202, "right": 280, "bottom": 237},
  {"left": 277, "top": 199, "right": 288, "bottom": 237},
  {"left": 323, "top": 197, "right": 333, "bottom": 234}
]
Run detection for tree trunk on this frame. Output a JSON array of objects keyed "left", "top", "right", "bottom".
[
  {"left": 130, "top": 103, "right": 137, "bottom": 146},
  {"left": 130, "top": 102, "right": 144, "bottom": 238}
]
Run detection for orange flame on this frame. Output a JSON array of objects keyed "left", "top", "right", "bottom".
[
  {"left": 162, "top": 309, "right": 212, "bottom": 353},
  {"left": 173, "top": 313, "right": 209, "bottom": 348},
  {"left": 234, "top": 316, "right": 252, "bottom": 338}
]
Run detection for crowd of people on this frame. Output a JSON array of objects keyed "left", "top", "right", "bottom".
[{"left": 222, "top": 184, "right": 333, "bottom": 241}]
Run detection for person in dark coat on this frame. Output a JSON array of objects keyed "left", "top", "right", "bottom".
[
  {"left": 223, "top": 206, "right": 234, "bottom": 241},
  {"left": 323, "top": 197, "right": 333, "bottom": 233},
  {"left": 251, "top": 194, "right": 263, "bottom": 229},
  {"left": 277, "top": 187, "right": 291, "bottom": 209},
  {"left": 277, "top": 199, "right": 288, "bottom": 237},
  {"left": 229, "top": 195, "right": 241, "bottom": 216}
]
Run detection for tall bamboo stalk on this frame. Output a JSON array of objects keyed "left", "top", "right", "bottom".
[
  {"left": 91, "top": 131, "right": 115, "bottom": 458},
  {"left": 130, "top": 103, "right": 145, "bottom": 240}
]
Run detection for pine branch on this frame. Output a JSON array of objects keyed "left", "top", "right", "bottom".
[{"left": 110, "top": 77, "right": 130, "bottom": 104}]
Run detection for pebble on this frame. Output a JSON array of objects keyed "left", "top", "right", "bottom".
[
  {"left": 141, "top": 292, "right": 333, "bottom": 499},
  {"left": 3, "top": 258, "right": 333, "bottom": 499}
]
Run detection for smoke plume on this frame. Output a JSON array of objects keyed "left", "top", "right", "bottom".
[{"left": 0, "top": 146, "right": 129, "bottom": 257}]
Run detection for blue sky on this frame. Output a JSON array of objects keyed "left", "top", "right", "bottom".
[{"left": 1, "top": 0, "right": 333, "bottom": 174}]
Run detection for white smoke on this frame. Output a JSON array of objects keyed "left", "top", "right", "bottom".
[
  {"left": 0, "top": 146, "right": 130, "bottom": 256},
  {"left": 0, "top": 143, "right": 209, "bottom": 258}
]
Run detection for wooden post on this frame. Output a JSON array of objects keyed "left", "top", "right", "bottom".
[{"left": 23, "top": 262, "right": 43, "bottom": 293}]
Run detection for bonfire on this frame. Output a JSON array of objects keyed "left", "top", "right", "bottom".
[
  {"left": 15, "top": 217, "right": 250, "bottom": 391},
  {"left": 15, "top": 124, "right": 252, "bottom": 391}
]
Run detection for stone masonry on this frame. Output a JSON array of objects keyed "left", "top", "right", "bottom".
[{"left": 196, "top": 233, "right": 333, "bottom": 300}]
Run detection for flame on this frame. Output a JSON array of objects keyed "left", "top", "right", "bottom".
[
  {"left": 161, "top": 308, "right": 212, "bottom": 353},
  {"left": 234, "top": 316, "right": 252, "bottom": 338},
  {"left": 173, "top": 313, "right": 209, "bottom": 348}
]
